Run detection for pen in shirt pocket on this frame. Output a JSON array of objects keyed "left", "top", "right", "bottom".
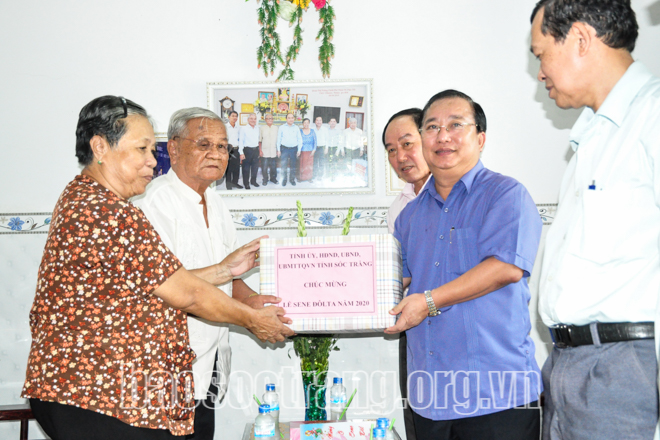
[
  {"left": 588, "top": 180, "right": 597, "bottom": 190},
  {"left": 450, "top": 227, "right": 455, "bottom": 244}
]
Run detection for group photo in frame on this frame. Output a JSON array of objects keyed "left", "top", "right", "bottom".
[{"left": 207, "top": 79, "right": 374, "bottom": 196}]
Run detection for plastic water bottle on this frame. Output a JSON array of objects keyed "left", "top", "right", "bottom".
[
  {"left": 329, "top": 377, "right": 347, "bottom": 421},
  {"left": 254, "top": 404, "right": 275, "bottom": 439},
  {"left": 377, "top": 418, "right": 395, "bottom": 440},
  {"left": 373, "top": 428, "right": 386, "bottom": 440},
  {"left": 263, "top": 384, "right": 280, "bottom": 425}
]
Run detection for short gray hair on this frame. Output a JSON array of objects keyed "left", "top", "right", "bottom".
[
  {"left": 348, "top": 117, "right": 357, "bottom": 124},
  {"left": 168, "top": 107, "right": 224, "bottom": 140}
]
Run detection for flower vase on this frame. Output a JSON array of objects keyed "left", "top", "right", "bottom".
[{"left": 302, "top": 370, "right": 327, "bottom": 421}]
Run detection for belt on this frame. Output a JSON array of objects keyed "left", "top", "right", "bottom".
[{"left": 549, "top": 322, "right": 654, "bottom": 348}]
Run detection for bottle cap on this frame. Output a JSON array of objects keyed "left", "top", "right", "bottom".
[
  {"left": 333, "top": 377, "right": 343, "bottom": 384},
  {"left": 266, "top": 384, "right": 276, "bottom": 391},
  {"left": 259, "top": 404, "right": 271, "bottom": 413},
  {"left": 377, "top": 418, "right": 389, "bottom": 428},
  {"left": 373, "top": 428, "right": 386, "bottom": 438}
]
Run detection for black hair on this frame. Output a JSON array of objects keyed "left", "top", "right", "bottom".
[
  {"left": 531, "top": 0, "right": 638, "bottom": 52},
  {"left": 229, "top": 111, "right": 239, "bottom": 118},
  {"left": 382, "top": 108, "right": 423, "bottom": 147},
  {"left": 75, "top": 95, "right": 149, "bottom": 166},
  {"left": 421, "top": 90, "right": 486, "bottom": 134}
]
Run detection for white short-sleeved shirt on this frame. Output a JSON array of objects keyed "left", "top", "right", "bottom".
[{"left": 133, "top": 168, "right": 238, "bottom": 400}]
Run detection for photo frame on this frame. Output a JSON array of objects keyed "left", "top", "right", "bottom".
[
  {"left": 239, "top": 113, "right": 250, "bottom": 125},
  {"left": 349, "top": 95, "right": 364, "bottom": 107},
  {"left": 241, "top": 103, "right": 255, "bottom": 113},
  {"left": 345, "top": 112, "right": 365, "bottom": 130},
  {"left": 296, "top": 94, "right": 308, "bottom": 105},
  {"left": 207, "top": 79, "right": 374, "bottom": 196},
  {"left": 153, "top": 133, "right": 170, "bottom": 179},
  {"left": 258, "top": 91, "right": 274, "bottom": 103}
]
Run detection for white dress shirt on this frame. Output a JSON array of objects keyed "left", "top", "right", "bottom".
[
  {"left": 226, "top": 122, "right": 241, "bottom": 149},
  {"left": 387, "top": 176, "right": 431, "bottom": 234},
  {"left": 132, "top": 168, "right": 238, "bottom": 400},
  {"left": 312, "top": 125, "right": 329, "bottom": 146},
  {"left": 239, "top": 124, "right": 260, "bottom": 155},
  {"left": 539, "top": 62, "right": 660, "bottom": 327},
  {"left": 343, "top": 127, "right": 364, "bottom": 151}
]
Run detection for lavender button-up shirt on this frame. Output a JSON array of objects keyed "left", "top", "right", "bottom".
[{"left": 394, "top": 160, "right": 542, "bottom": 421}]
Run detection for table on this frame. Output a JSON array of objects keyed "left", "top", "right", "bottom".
[{"left": 242, "top": 422, "right": 401, "bottom": 440}]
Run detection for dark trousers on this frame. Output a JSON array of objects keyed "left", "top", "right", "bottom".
[
  {"left": 399, "top": 332, "right": 416, "bottom": 440},
  {"left": 186, "top": 357, "right": 220, "bottom": 440},
  {"left": 30, "top": 398, "right": 180, "bottom": 440},
  {"left": 226, "top": 147, "right": 240, "bottom": 188},
  {"left": 313, "top": 146, "right": 325, "bottom": 179},
  {"left": 412, "top": 403, "right": 540, "bottom": 440},
  {"left": 261, "top": 157, "right": 278, "bottom": 183},
  {"left": 280, "top": 146, "right": 298, "bottom": 183},
  {"left": 242, "top": 146, "right": 260, "bottom": 186}
]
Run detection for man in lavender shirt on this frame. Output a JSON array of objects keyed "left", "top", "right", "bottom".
[{"left": 386, "top": 90, "right": 542, "bottom": 440}]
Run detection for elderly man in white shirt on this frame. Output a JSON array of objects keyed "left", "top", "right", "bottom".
[
  {"left": 530, "top": 1, "right": 660, "bottom": 439},
  {"left": 239, "top": 113, "right": 260, "bottom": 190},
  {"left": 133, "top": 108, "right": 285, "bottom": 440}
]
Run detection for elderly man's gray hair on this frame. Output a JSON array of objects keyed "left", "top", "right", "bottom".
[
  {"left": 168, "top": 107, "right": 224, "bottom": 140},
  {"left": 348, "top": 117, "right": 358, "bottom": 124}
]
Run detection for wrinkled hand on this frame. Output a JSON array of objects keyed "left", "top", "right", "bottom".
[
  {"left": 384, "top": 293, "right": 428, "bottom": 334},
  {"left": 248, "top": 306, "right": 295, "bottom": 343},
  {"left": 243, "top": 294, "right": 280, "bottom": 310},
  {"left": 222, "top": 235, "right": 267, "bottom": 278}
]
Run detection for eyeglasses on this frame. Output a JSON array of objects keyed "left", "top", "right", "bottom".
[
  {"left": 175, "top": 136, "right": 229, "bottom": 154},
  {"left": 419, "top": 122, "right": 478, "bottom": 136}
]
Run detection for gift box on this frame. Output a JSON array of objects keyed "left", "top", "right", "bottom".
[{"left": 259, "top": 234, "right": 403, "bottom": 333}]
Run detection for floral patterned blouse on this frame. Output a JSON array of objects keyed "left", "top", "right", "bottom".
[{"left": 22, "top": 175, "right": 196, "bottom": 436}]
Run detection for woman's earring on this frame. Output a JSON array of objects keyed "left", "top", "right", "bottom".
[{"left": 97, "top": 160, "right": 102, "bottom": 165}]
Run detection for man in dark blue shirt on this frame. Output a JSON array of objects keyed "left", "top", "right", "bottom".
[{"left": 385, "top": 90, "right": 542, "bottom": 440}]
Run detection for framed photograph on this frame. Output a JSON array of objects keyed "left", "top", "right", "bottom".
[
  {"left": 153, "top": 133, "right": 170, "bottom": 179},
  {"left": 207, "top": 79, "right": 374, "bottom": 196},
  {"left": 349, "top": 95, "right": 364, "bottom": 107},
  {"left": 277, "top": 88, "right": 291, "bottom": 102},
  {"left": 345, "top": 112, "right": 365, "bottom": 130},
  {"left": 259, "top": 91, "right": 275, "bottom": 103},
  {"left": 241, "top": 103, "right": 255, "bottom": 113},
  {"left": 296, "top": 94, "right": 308, "bottom": 105},
  {"left": 239, "top": 113, "right": 250, "bottom": 125}
]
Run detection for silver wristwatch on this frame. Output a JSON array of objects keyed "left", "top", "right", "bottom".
[{"left": 424, "top": 290, "right": 439, "bottom": 317}]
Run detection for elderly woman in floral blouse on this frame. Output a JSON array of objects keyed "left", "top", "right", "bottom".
[{"left": 21, "top": 96, "right": 294, "bottom": 440}]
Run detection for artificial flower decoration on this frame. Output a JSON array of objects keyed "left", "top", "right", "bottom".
[
  {"left": 311, "top": 0, "right": 326, "bottom": 9},
  {"left": 278, "top": 1, "right": 298, "bottom": 21},
  {"left": 291, "top": 0, "right": 311, "bottom": 8}
]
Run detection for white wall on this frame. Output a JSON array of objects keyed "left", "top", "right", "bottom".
[{"left": 1, "top": 0, "right": 659, "bottom": 438}]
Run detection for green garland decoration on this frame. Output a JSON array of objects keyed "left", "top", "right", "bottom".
[
  {"left": 316, "top": 3, "right": 335, "bottom": 78},
  {"left": 277, "top": 5, "right": 304, "bottom": 81},
  {"left": 256, "top": 0, "right": 282, "bottom": 77},
  {"left": 252, "top": 0, "right": 335, "bottom": 80}
]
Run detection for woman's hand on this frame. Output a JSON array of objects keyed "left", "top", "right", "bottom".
[{"left": 221, "top": 235, "right": 267, "bottom": 278}]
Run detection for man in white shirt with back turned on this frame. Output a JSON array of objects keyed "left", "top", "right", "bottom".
[
  {"left": 133, "top": 108, "right": 285, "bottom": 439},
  {"left": 530, "top": 1, "right": 660, "bottom": 439}
]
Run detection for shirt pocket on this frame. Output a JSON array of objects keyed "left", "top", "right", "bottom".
[{"left": 446, "top": 227, "right": 478, "bottom": 275}]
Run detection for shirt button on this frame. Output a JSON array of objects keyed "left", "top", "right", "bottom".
[
  {"left": 435, "top": 262, "right": 439, "bottom": 266},
  {"left": 427, "top": 321, "right": 431, "bottom": 325},
  {"left": 575, "top": 190, "right": 579, "bottom": 197},
  {"left": 439, "top": 235, "right": 444, "bottom": 240},
  {"left": 444, "top": 208, "right": 449, "bottom": 212},
  {"left": 429, "top": 351, "right": 434, "bottom": 355}
]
